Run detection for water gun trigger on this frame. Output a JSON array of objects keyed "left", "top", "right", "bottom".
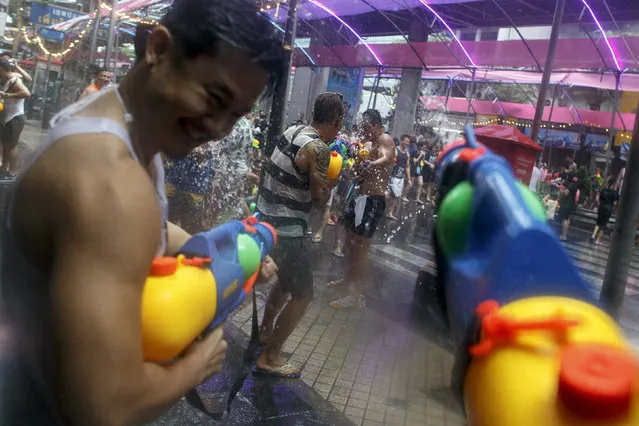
[{"left": 470, "top": 300, "right": 580, "bottom": 357}]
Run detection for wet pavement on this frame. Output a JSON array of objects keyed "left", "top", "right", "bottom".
[{"left": 148, "top": 200, "right": 639, "bottom": 425}]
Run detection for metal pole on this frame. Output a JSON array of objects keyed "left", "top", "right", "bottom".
[
  {"left": 104, "top": 0, "right": 118, "bottom": 72},
  {"left": 466, "top": 68, "right": 476, "bottom": 123},
  {"left": 372, "top": 68, "right": 381, "bottom": 110},
  {"left": 88, "top": 0, "right": 101, "bottom": 69},
  {"left": 531, "top": 0, "right": 566, "bottom": 142},
  {"left": 600, "top": 97, "right": 639, "bottom": 318},
  {"left": 41, "top": 53, "right": 52, "bottom": 129},
  {"left": 544, "top": 84, "right": 559, "bottom": 167},
  {"left": 604, "top": 72, "right": 621, "bottom": 180},
  {"left": 265, "top": 0, "right": 299, "bottom": 156}
]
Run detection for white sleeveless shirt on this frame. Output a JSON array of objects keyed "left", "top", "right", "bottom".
[
  {"left": 2, "top": 76, "right": 25, "bottom": 124},
  {"left": 17, "top": 85, "right": 168, "bottom": 257}
]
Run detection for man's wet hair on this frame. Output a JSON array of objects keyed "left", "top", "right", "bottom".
[
  {"left": 362, "top": 109, "right": 383, "bottom": 127},
  {"left": 400, "top": 134, "right": 411, "bottom": 142},
  {"left": 0, "top": 57, "right": 12, "bottom": 72},
  {"left": 312, "top": 93, "right": 345, "bottom": 125},
  {"left": 134, "top": 0, "right": 287, "bottom": 96}
]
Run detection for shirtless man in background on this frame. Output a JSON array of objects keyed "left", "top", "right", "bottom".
[{"left": 328, "top": 109, "right": 395, "bottom": 308}]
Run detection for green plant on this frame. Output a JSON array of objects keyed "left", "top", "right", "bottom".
[{"left": 575, "top": 166, "right": 593, "bottom": 200}]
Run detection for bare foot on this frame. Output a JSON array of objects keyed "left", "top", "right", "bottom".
[
  {"left": 386, "top": 215, "right": 399, "bottom": 221},
  {"left": 255, "top": 350, "right": 301, "bottom": 378}
]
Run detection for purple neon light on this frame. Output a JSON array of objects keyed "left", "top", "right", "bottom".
[
  {"left": 580, "top": 0, "right": 622, "bottom": 71},
  {"left": 417, "top": 0, "right": 477, "bottom": 68},
  {"left": 306, "top": 0, "right": 383, "bottom": 66}
]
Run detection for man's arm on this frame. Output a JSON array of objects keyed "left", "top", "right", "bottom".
[
  {"left": 295, "top": 139, "right": 332, "bottom": 206},
  {"left": 14, "top": 65, "right": 32, "bottom": 83},
  {"left": 79, "top": 85, "right": 98, "bottom": 100},
  {"left": 40, "top": 140, "right": 226, "bottom": 425},
  {"left": 166, "top": 221, "right": 191, "bottom": 255},
  {"left": 3, "top": 77, "right": 30, "bottom": 99}
]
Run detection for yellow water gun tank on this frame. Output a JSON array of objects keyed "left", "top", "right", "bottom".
[
  {"left": 141, "top": 256, "right": 217, "bottom": 362},
  {"left": 464, "top": 296, "right": 639, "bottom": 426}
]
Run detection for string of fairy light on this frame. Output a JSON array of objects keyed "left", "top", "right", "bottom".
[
  {"left": 18, "top": 2, "right": 158, "bottom": 59},
  {"left": 419, "top": 116, "right": 632, "bottom": 140}
]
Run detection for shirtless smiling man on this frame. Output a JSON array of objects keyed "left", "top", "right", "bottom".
[{"left": 329, "top": 109, "right": 395, "bottom": 308}]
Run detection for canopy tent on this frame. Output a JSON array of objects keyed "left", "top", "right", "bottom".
[{"left": 421, "top": 97, "right": 635, "bottom": 131}]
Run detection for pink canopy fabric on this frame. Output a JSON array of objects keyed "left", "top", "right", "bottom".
[
  {"left": 422, "top": 97, "right": 635, "bottom": 131},
  {"left": 292, "top": 37, "right": 639, "bottom": 72},
  {"left": 413, "top": 69, "right": 639, "bottom": 92}
]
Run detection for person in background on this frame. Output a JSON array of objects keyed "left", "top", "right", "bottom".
[
  {"left": 79, "top": 68, "right": 112, "bottom": 100},
  {"left": 529, "top": 162, "right": 542, "bottom": 194},
  {"left": 204, "top": 114, "right": 259, "bottom": 226},
  {"left": 0, "top": 52, "right": 32, "bottom": 83},
  {"left": 403, "top": 135, "right": 417, "bottom": 201},
  {"left": 255, "top": 93, "right": 343, "bottom": 378},
  {"left": 558, "top": 174, "right": 579, "bottom": 241},
  {"left": 0, "top": 0, "right": 287, "bottom": 423},
  {"left": 0, "top": 57, "right": 30, "bottom": 178},
  {"left": 328, "top": 109, "right": 395, "bottom": 309},
  {"left": 542, "top": 187, "right": 559, "bottom": 221},
  {"left": 165, "top": 143, "right": 215, "bottom": 234},
  {"left": 591, "top": 177, "right": 619, "bottom": 245},
  {"left": 411, "top": 141, "right": 426, "bottom": 204},
  {"left": 386, "top": 134, "right": 411, "bottom": 220},
  {"left": 423, "top": 140, "right": 439, "bottom": 203},
  {"left": 253, "top": 109, "right": 268, "bottom": 146}
]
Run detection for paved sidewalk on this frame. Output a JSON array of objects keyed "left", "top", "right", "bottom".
[
  {"left": 21, "top": 120, "right": 48, "bottom": 150},
  {"left": 228, "top": 215, "right": 465, "bottom": 426}
]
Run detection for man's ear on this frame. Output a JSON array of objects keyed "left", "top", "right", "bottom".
[{"left": 145, "top": 25, "right": 173, "bottom": 66}]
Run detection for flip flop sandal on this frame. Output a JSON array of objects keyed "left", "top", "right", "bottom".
[
  {"left": 312, "top": 235, "right": 323, "bottom": 243},
  {"left": 329, "top": 296, "right": 365, "bottom": 309},
  {"left": 252, "top": 363, "right": 301, "bottom": 379},
  {"left": 326, "top": 280, "right": 345, "bottom": 288},
  {"left": 333, "top": 248, "right": 344, "bottom": 258}
]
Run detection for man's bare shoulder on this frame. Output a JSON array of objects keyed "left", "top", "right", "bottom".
[
  {"left": 378, "top": 133, "right": 395, "bottom": 150},
  {"left": 17, "top": 133, "right": 160, "bottom": 233}
]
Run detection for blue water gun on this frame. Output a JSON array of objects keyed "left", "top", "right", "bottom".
[
  {"left": 141, "top": 216, "right": 277, "bottom": 362},
  {"left": 431, "top": 126, "right": 639, "bottom": 425}
]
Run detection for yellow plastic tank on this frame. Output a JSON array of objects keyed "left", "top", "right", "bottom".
[
  {"left": 141, "top": 256, "right": 217, "bottom": 362},
  {"left": 464, "top": 296, "right": 639, "bottom": 426},
  {"left": 328, "top": 151, "right": 343, "bottom": 179}
]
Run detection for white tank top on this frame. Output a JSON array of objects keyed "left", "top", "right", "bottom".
[
  {"left": 2, "top": 76, "right": 25, "bottom": 124},
  {"left": 17, "top": 85, "right": 168, "bottom": 257}
]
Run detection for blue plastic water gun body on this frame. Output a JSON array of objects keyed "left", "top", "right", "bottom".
[
  {"left": 435, "top": 127, "right": 593, "bottom": 344},
  {"left": 179, "top": 217, "right": 276, "bottom": 329}
]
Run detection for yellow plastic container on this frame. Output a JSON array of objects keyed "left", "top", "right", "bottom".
[
  {"left": 465, "top": 296, "right": 639, "bottom": 426},
  {"left": 141, "top": 256, "right": 217, "bottom": 362},
  {"left": 328, "top": 151, "right": 343, "bottom": 179}
]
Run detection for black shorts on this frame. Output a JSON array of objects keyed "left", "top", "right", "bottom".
[
  {"left": 597, "top": 206, "right": 613, "bottom": 228},
  {"left": 342, "top": 195, "right": 386, "bottom": 239},
  {"left": 556, "top": 206, "right": 573, "bottom": 222},
  {"left": 269, "top": 236, "right": 313, "bottom": 300},
  {"left": 0, "top": 115, "right": 25, "bottom": 149}
]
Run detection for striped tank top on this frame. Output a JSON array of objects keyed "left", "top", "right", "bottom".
[{"left": 257, "top": 125, "right": 320, "bottom": 237}]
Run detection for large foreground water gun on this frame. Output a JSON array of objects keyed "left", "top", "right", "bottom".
[
  {"left": 433, "top": 126, "right": 639, "bottom": 426},
  {"left": 141, "top": 216, "right": 277, "bottom": 362}
]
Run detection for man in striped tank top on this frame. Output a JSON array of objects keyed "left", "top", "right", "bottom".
[{"left": 255, "top": 93, "right": 344, "bottom": 378}]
